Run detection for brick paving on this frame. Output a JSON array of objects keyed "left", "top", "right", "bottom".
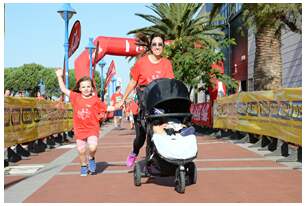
[{"left": 4, "top": 120, "right": 302, "bottom": 203}]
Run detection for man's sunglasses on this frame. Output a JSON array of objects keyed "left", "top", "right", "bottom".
[{"left": 151, "top": 43, "right": 164, "bottom": 47}]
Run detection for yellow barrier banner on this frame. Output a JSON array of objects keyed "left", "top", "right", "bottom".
[
  {"left": 213, "top": 88, "right": 302, "bottom": 145},
  {"left": 4, "top": 97, "right": 73, "bottom": 148}
]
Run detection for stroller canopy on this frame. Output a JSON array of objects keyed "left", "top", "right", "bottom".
[{"left": 142, "top": 78, "right": 191, "bottom": 114}]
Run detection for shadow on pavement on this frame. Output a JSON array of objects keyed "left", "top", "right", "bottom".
[
  {"left": 144, "top": 176, "right": 176, "bottom": 188},
  {"left": 95, "top": 161, "right": 126, "bottom": 174}
]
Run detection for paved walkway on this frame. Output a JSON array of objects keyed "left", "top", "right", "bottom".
[{"left": 4, "top": 121, "right": 302, "bottom": 203}]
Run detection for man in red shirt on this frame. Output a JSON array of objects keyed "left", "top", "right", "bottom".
[
  {"left": 117, "top": 33, "right": 174, "bottom": 167},
  {"left": 129, "top": 97, "right": 139, "bottom": 129},
  {"left": 111, "top": 86, "right": 124, "bottom": 129}
]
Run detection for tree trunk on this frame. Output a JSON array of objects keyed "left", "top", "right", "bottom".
[{"left": 254, "top": 26, "right": 282, "bottom": 90}]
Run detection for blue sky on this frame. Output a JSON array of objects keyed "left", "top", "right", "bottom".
[{"left": 4, "top": 3, "right": 155, "bottom": 90}]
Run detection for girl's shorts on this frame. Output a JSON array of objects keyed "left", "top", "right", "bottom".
[{"left": 76, "top": 136, "right": 98, "bottom": 151}]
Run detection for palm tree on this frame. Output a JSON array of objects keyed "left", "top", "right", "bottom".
[
  {"left": 128, "top": 3, "right": 236, "bottom": 94},
  {"left": 210, "top": 3, "right": 301, "bottom": 91},
  {"left": 128, "top": 3, "right": 223, "bottom": 42}
]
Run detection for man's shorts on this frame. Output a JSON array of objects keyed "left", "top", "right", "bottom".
[
  {"left": 114, "top": 109, "right": 123, "bottom": 117},
  {"left": 129, "top": 114, "right": 134, "bottom": 123}
]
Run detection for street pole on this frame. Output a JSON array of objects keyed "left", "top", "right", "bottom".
[
  {"left": 112, "top": 76, "right": 117, "bottom": 94},
  {"left": 64, "top": 12, "right": 69, "bottom": 101},
  {"left": 99, "top": 61, "right": 106, "bottom": 101},
  {"left": 107, "top": 84, "right": 111, "bottom": 105},
  {"left": 57, "top": 3, "right": 76, "bottom": 102},
  {"left": 86, "top": 37, "right": 96, "bottom": 80},
  {"left": 38, "top": 79, "right": 45, "bottom": 96}
]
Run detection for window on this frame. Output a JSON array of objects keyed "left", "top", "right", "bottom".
[{"left": 236, "top": 3, "right": 242, "bottom": 12}]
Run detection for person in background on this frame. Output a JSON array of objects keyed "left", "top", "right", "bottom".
[
  {"left": 117, "top": 33, "right": 175, "bottom": 168},
  {"left": 111, "top": 86, "right": 124, "bottom": 129},
  {"left": 55, "top": 68, "right": 115, "bottom": 176},
  {"left": 36, "top": 91, "right": 45, "bottom": 100},
  {"left": 129, "top": 97, "right": 139, "bottom": 130},
  {"left": 4, "top": 89, "right": 11, "bottom": 97},
  {"left": 16, "top": 90, "right": 25, "bottom": 97}
]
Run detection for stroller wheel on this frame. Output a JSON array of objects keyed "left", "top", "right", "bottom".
[
  {"left": 134, "top": 162, "right": 142, "bottom": 186},
  {"left": 188, "top": 162, "right": 197, "bottom": 185},
  {"left": 175, "top": 168, "right": 185, "bottom": 194}
]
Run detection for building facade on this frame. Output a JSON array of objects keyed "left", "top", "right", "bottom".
[{"left": 199, "top": 3, "right": 302, "bottom": 97}]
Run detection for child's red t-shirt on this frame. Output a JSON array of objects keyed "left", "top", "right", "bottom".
[
  {"left": 111, "top": 92, "right": 123, "bottom": 106},
  {"left": 130, "top": 100, "right": 139, "bottom": 115},
  {"left": 130, "top": 55, "right": 174, "bottom": 86},
  {"left": 70, "top": 91, "right": 107, "bottom": 140}
]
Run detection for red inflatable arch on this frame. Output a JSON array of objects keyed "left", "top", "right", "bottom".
[{"left": 74, "top": 36, "right": 143, "bottom": 82}]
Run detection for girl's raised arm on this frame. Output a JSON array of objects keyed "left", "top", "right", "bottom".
[{"left": 55, "top": 68, "right": 70, "bottom": 97}]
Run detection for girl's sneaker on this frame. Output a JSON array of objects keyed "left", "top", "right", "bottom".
[
  {"left": 88, "top": 158, "right": 96, "bottom": 174},
  {"left": 126, "top": 152, "right": 137, "bottom": 168},
  {"left": 80, "top": 166, "right": 88, "bottom": 176}
]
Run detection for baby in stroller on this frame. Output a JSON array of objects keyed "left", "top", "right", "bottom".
[{"left": 133, "top": 78, "right": 198, "bottom": 193}]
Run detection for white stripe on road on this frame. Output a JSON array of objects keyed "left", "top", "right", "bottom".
[
  {"left": 67, "top": 157, "right": 275, "bottom": 166},
  {"left": 5, "top": 165, "right": 45, "bottom": 175},
  {"left": 57, "top": 166, "right": 290, "bottom": 176},
  {"left": 98, "top": 145, "right": 132, "bottom": 149},
  {"left": 197, "top": 142, "right": 226, "bottom": 144},
  {"left": 194, "top": 157, "right": 273, "bottom": 162}
]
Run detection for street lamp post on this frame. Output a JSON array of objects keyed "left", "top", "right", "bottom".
[
  {"left": 38, "top": 79, "right": 45, "bottom": 96},
  {"left": 57, "top": 3, "right": 76, "bottom": 102},
  {"left": 107, "top": 84, "right": 111, "bottom": 105},
  {"left": 98, "top": 61, "right": 106, "bottom": 101},
  {"left": 86, "top": 37, "right": 96, "bottom": 80},
  {"left": 111, "top": 76, "right": 117, "bottom": 94}
]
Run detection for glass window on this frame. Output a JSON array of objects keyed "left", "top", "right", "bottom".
[{"left": 236, "top": 3, "right": 242, "bottom": 12}]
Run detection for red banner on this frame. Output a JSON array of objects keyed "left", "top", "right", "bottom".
[
  {"left": 190, "top": 102, "right": 212, "bottom": 128},
  {"left": 104, "top": 60, "right": 116, "bottom": 91},
  {"left": 68, "top": 20, "right": 81, "bottom": 58}
]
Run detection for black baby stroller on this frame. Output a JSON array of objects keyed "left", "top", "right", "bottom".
[{"left": 133, "top": 78, "right": 197, "bottom": 193}]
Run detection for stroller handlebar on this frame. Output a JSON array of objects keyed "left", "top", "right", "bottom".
[{"left": 145, "top": 113, "right": 192, "bottom": 119}]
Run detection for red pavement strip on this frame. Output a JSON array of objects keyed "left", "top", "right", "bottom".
[{"left": 4, "top": 121, "right": 301, "bottom": 203}]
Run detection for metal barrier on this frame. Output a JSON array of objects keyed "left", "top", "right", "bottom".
[
  {"left": 191, "top": 87, "right": 302, "bottom": 162},
  {"left": 4, "top": 97, "right": 74, "bottom": 166}
]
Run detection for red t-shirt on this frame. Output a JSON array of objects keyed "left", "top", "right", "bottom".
[
  {"left": 111, "top": 92, "right": 123, "bottom": 106},
  {"left": 130, "top": 55, "right": 174, "bottom": 86},
  {"left": 130, "top": 100, "right": 139, "bottom": 115},
  {"left": 70, "top": 91, "right": 107, "bottom": 140}
]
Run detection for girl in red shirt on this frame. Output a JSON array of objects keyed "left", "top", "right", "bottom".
[
  {"left": 118, "top": 33, "right": 175, "bottom": 168},
  {"left": 56, "top": 68, "right": 112, "bottom": 176}
]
